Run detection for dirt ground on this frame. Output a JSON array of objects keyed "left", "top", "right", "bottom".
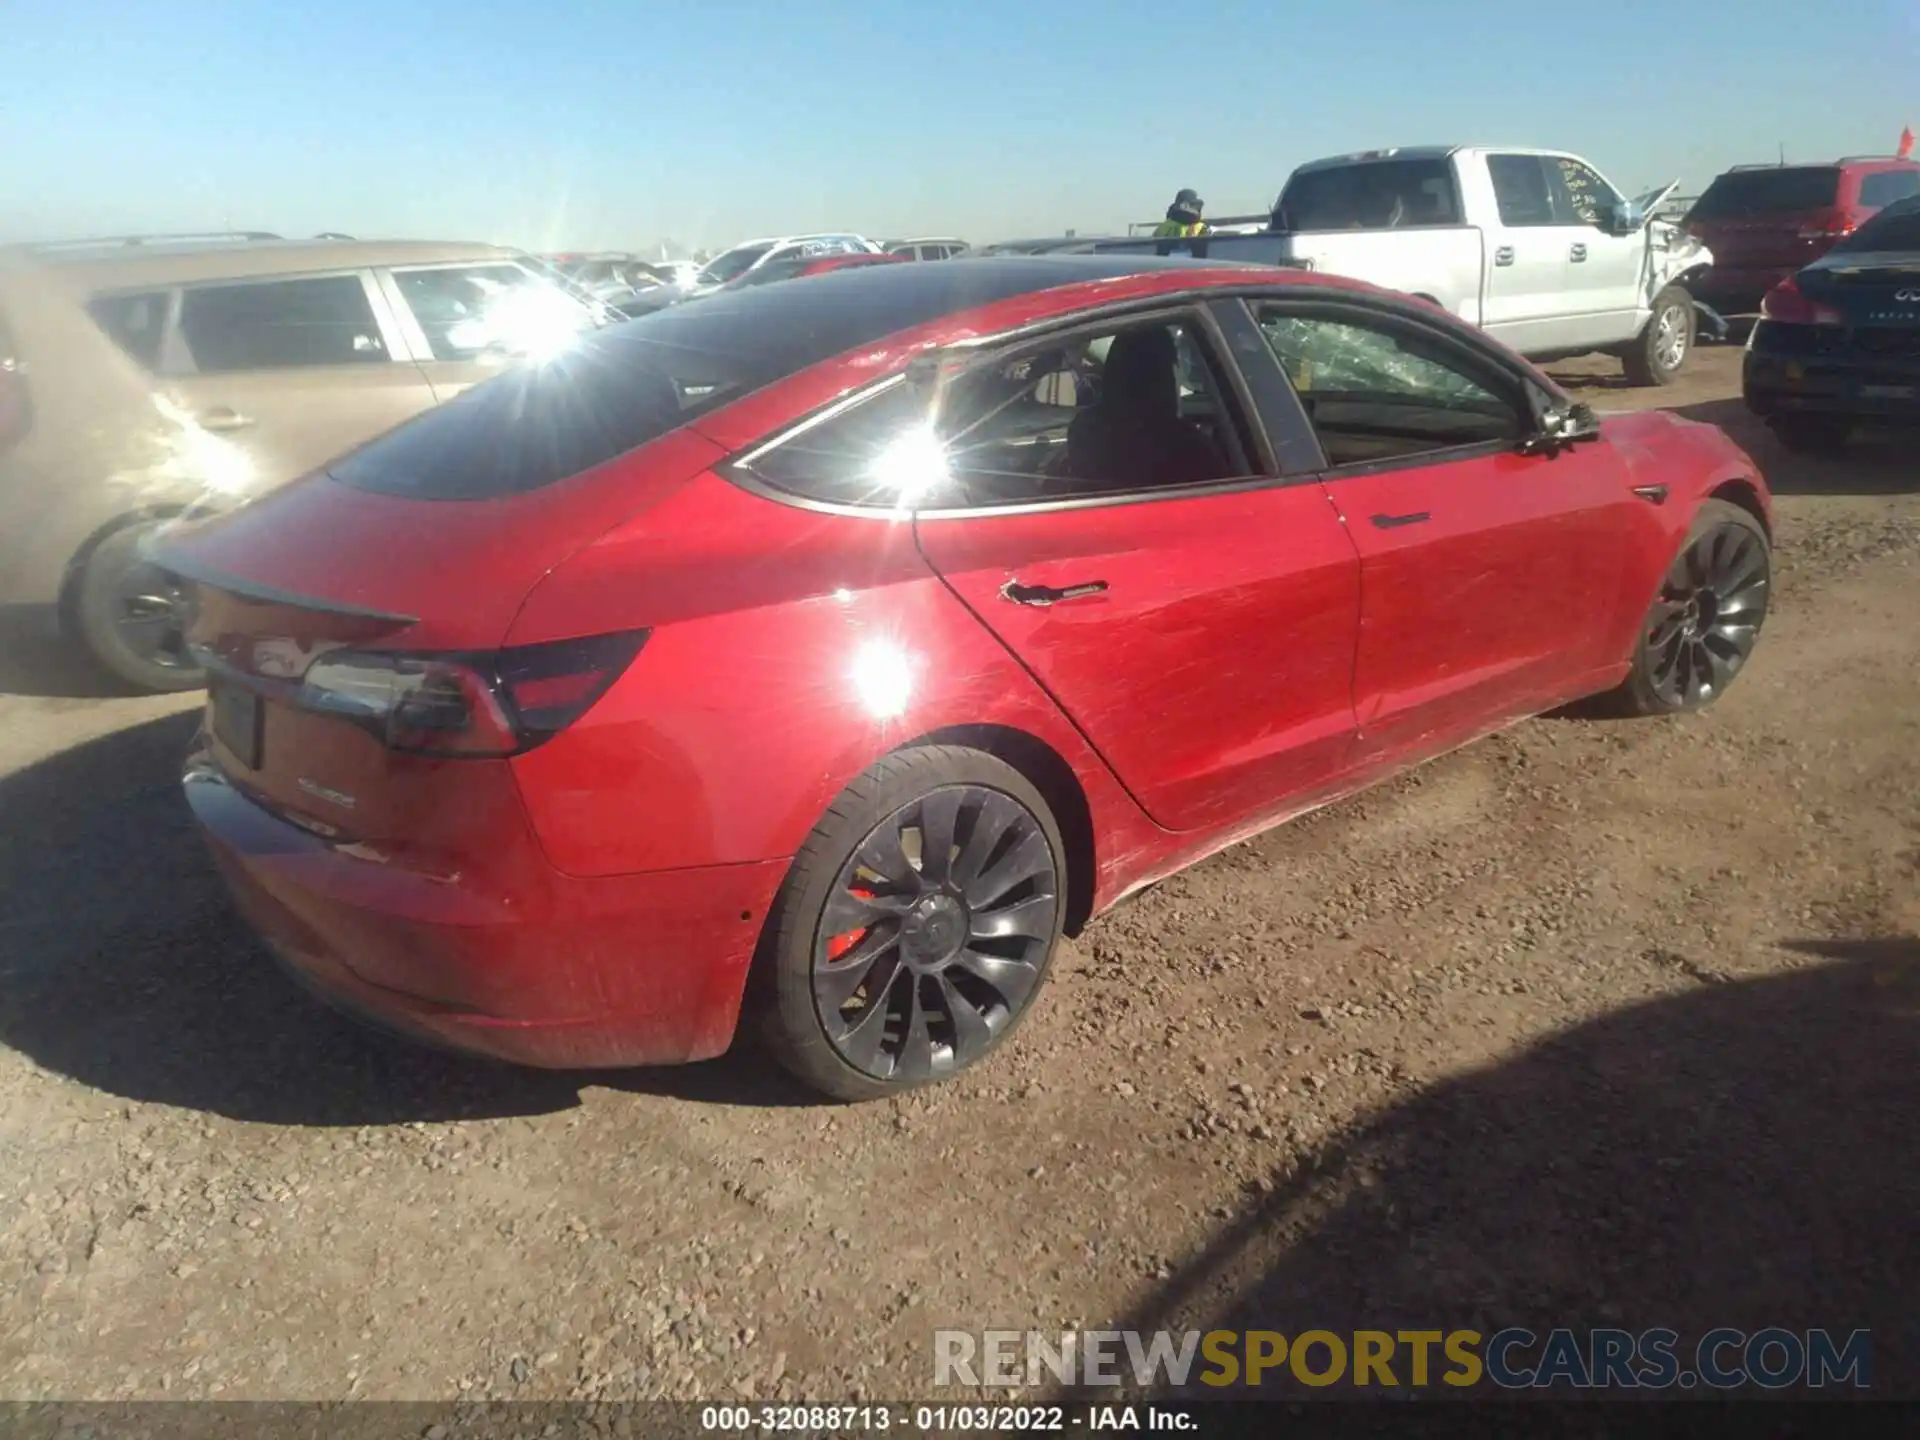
[{"left": 1, "top": 344, "right": 1915, "bottom": 1404}]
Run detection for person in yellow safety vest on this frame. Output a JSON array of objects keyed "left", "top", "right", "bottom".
[{"left": 1154, "top": 188, "right": 1209, "bottom": 238}]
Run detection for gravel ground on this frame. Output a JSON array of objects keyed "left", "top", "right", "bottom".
[{"left": 0, "top": 345, "right": 1914, "bottom": 1403}]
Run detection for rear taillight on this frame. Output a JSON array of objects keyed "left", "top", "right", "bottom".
[
  {"left": 1796, "top": 209, "right": 1858, "bottom": 241},
  {"left": 298, "top": 630, "right": 647, "bottom": 756},
  {"left": 1759, "top": 277, "right": 1842, "bottom": 326}
]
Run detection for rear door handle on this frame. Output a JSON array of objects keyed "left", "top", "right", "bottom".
[
  {"left": 1570, "top": 243, "right": 1588, "bottom": 263},
  {"left": 1632, "top": 483, "right": 1669, "bottom": 504},
  {"left": 199, "top": 407, "right": 255, "bottom": 432},
  {"left": 1493, "top": 246, "right": 1515, "bottom": 267},
  {"left": 1370, "top": 511, "right": 1431, "bottom": 529},
  {"left": 1001, "top": 579, "right": 1109, "bottom": 607}
]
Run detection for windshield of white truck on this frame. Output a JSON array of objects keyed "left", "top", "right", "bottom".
[{"left": 1277, "top": 159, "right": 1462, "bottom": 231}]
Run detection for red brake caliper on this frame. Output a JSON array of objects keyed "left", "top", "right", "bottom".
[{"left": 826, "top": 887, "right": 875, "bottom": 961}]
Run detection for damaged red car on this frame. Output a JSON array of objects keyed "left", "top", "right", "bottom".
[{"left": 164, "top": 256, "right": 1773, "bottom": 1101}]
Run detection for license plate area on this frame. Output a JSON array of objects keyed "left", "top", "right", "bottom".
[{"left": 210, "top": 682, "right": 263, "bottom": 770}]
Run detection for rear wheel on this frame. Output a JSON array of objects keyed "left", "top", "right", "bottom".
[
  {"left": 1621, "top": 285, "right": 1696, "bottom": 386},
  {"left": 69, "top": 522, "right": 205, "bottom": 693},
  {"left": 1605, "top": 499, "right": 1770, "bottom": 717},
  {"left": 1771, "top": 414, "right": 1851, "bottom": 455},
  {"left": 757, "top": 746, "right": 1066, "bottom": 1102}
]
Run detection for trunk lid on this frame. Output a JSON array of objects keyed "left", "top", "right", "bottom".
[
  {"left": 159, "top": 336, "right": 738, "bottom": 844},
  {"left": 1801, "top": 252, "right": 1920, "bottom": 351}
]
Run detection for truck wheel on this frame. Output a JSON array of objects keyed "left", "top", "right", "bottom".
[{"left": 1622, "top": 286, "right": 1695, "bottom": 386}]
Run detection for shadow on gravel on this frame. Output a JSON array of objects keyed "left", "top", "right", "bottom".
[
  {"left": 0, "top": 712, "right": 810, "bottom": 1125},
  {"left": 1087, "top": 940, "right": 1919, "bottom": 1399},
  {"left": 1671, "top": 398, "right": 1916, "bottom": 497},
  {"left": 0, "top": 610, "right": 128, "bottom": 700}
]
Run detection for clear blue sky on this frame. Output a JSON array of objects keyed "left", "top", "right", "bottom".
[{"left": 5, "top": 0, "right": 1916, "bottom": 253}]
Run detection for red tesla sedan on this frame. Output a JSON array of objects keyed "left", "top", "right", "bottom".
[{"left": 163, "top": 256, "right": 1773, "bottom": 1101}]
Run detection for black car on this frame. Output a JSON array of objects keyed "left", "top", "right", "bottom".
[{"left": 1744, "top": 194, "right": 1920, "bottom": 452}]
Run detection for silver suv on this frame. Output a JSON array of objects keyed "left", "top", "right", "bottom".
[{"left": 0, "top": 233, "right": 605, "bottom": 690}]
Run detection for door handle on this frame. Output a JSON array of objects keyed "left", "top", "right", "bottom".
[
  {"left": 1631, "top": 483, "right": 1669, "bottom": 505},
  {"left": 1370, "top": 511, "right": 1431, "bottom": 529},
  {"left": 1493, "top": 246, "right": 1515, "bottom": 267},
  {"left": 1570, "top": 243, "right": 1588, "bottom": 263},
  {"left": 199, "top": 407, "right": 255, "bottom": 432},
  {"left": 1000, "top": 578, "right": 1109, "bottom": 607}
]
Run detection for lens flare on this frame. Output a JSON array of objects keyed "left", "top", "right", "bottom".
[{"left": 849, "top": 638, "right": 916, "bottom": 720}]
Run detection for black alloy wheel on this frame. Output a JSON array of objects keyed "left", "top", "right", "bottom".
[
  {"left": 1613, "top": 499, "right": 1770, "bottom": 716},
  {"left": 757, "top": 745, "right": 1068, "bottom": 1101},
  {"left": 813, "top": 785, "right": 1058, "bottom": 1083}
]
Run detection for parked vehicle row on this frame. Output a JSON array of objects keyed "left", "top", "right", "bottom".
[
  {"left": 1093, "top": 146, "right": 1714, "bottom": 387},
  {"left": 151, "top": 254, "right": 1774, "bottom": 1099},
  {"left": 0, "top": 236, "right": 609, "bottom": 689},
  {"left": 1744, "top": 192, "right": 1920, "bottom": 452}
]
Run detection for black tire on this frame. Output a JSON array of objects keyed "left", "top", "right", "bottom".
[
  {"left": 755, "top": 745, "right": 1068, "bottom": 1102},
  {"left": 1621, "top": 285, "right": 1696, "bottom": 386},
  {"left": 1771, "top": 414, "right": 1851, "bottom": 455},
  {"left": 1605, "top": 499, "right": 1770, "bottom": 717},
  {"left": 69, "top": 522, "right": 205, "bottom": 693}
]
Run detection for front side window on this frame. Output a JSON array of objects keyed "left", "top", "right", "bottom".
[
  {"left": 1487, "top": 154, "right": 1557, "bottom": 228},
  {"left": 392, "top": 263, "right": 598, "bottom": 361},
  {"left": 1550, "top": 157, "right": 1622, "bottom": 228},
  {"left": 177, "top": 276, "right": 388, "bottom": 373},
  {"left": 738, "top": 316, "right": 1249, "bottom": 509},
  {"left": 1255, "top": 307, "right": 1522, "bottom": 467}
]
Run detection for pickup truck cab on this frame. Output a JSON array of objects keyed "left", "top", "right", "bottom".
[{"left": 1097, "top": 146, "right": 1712, "bottom": 385}]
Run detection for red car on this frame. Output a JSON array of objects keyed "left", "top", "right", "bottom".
[
  {"left": 1687, "top": 156, "right": 1920, "bottom": 314},
  {"left": 163, "top": 257, "right": 1773, "bottom": 1101}
]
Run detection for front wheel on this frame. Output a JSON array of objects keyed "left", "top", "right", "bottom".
[
  {"left": 1622, "top": 285, "right": 1696, "bottom": 386},
  {"left": 756, "top": 746, "right": 1067, "bottom": 1102},
  {"left": 1604, "top": 499, "right": 1770, "bottom": 717}
]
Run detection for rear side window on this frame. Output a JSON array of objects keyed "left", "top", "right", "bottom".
[
  {"left": 1858, "top": 170, "right": 1920, "bottom": 210},
  {"left": 1278, "top": 159, "right": 1463, "bottom": 230},
  {"left": 1487, "top": 154, "right": 1557, "bottom": 227},
  {"left": 738, "top": 315, "right": 1253, "bottom": 509},
  {"left": 1690, "top": 167, "right": 1841, "bottom": 219},
  {"left": 328, "top": 324, "right": 754, "bottom": 500},
  {"left": 88, "top": 291, "right": 171, "bottom": 370},
  {"left": 392, "top": 264, "right": 597, "bottom": 362},
  {"left": 178, "top": 276, "right": 388, "bottom": 373}
]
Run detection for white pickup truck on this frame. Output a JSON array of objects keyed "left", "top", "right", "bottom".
[{"left": 1098, "top": 146, "right": 1716, "bottom": 385}]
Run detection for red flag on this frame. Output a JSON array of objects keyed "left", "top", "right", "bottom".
[{"left": 1900, "top": 125, "right": 1915, "bottom": 159}]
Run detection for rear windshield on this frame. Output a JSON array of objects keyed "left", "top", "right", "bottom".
[
  {"left": 328, "top": 257, "right": 1128, "bottom": 500},
  {"left": 328, "top": 326, "right": 752, "bottom": 501},
  {"left": 1276, "top": 159, "right": 1463, "bottom": 230},
  {"left": 1833, "top": 196, "right": 1920, "bottom": 253},
  {"left": 1690, "top": 167, "right": 1840, "bottom": 219},
  {"left": 696, "top": 243, "right": 774, "bottom": 287}
]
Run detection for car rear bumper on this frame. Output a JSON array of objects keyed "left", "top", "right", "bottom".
[
  {"left": 1744, "top": 345, "right": 1920, "bottom": 423},
  {"left": 184, "top": 745, "right": 788, "bottom": 1069},
  {"left": 1695, "top": 265, "right": 1797, "bottom": 313}
]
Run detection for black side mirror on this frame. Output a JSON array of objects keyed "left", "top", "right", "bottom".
[{"left": 1522, "top": 400, "right": 1602, "bottom": 456}]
